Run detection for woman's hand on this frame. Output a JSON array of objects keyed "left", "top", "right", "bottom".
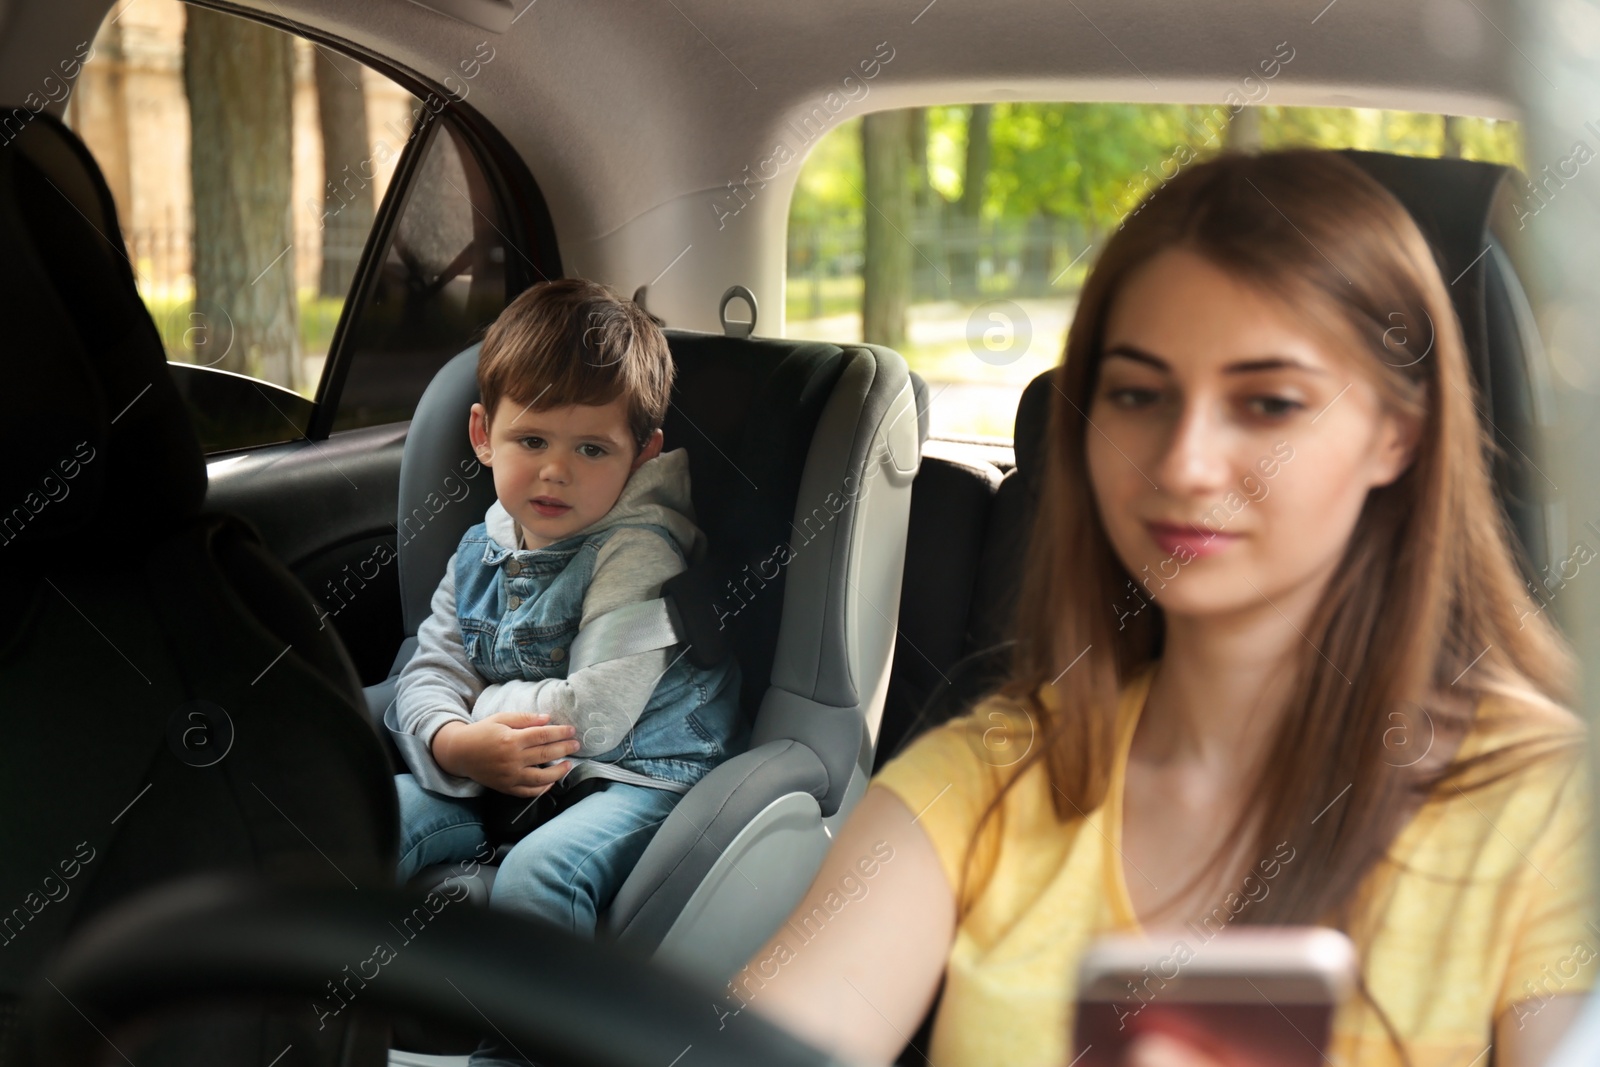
[
  {"left": 1120, "top": 1032, "right": 1234, "bottom": 1067},
  {"left": 430, "top": 711, "right": 581, "bottom": 796}
]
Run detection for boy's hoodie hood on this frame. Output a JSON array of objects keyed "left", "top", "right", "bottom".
[{"left": 484, "top": 446, "right": 704, "bottom": 561}]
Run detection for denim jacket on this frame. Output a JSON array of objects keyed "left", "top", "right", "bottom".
[{"left": 452, "top": 518, "right": 746, "bottom": 794}]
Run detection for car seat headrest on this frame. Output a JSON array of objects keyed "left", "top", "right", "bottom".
[
  {"left": 1011, "top": 370, "right": 1054, "bottom": 501},
  {"left": 1336, "top": 148, "right": 1512, "bottom": 401},
  {"left": 1010, "top": 150, "right": 1518, "bottom": 512},
  {"left": 0, "top": 111, "right": 206, "bottom": 562}
]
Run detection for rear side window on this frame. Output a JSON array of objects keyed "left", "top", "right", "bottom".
[
  {"left": 67, "top": 2, "right": 542, "bottom": 451},
  {"left": 785, "top": 102, "right": 1524, "bottom": 441},
  {"left": 66, "top": 0, "right": 418, "bottom": 451},
  {"left": 329, "top": 116, "right": 513, "bottom": 433}
]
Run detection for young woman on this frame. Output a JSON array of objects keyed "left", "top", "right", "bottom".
[{"left": 740, "top": 150, "right": 1594, "bottom": 1067}]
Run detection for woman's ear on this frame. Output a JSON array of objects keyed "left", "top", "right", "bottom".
[
  {"left": 1369, "top": 407, "right": 1423, "bottom": 488},
  {"left": 469, "top": 402, "right": 495, "bottom": 466}
]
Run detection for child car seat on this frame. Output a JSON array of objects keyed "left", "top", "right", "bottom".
[{"left": 365, "top": 324, "right": 928, "bottom": 990}]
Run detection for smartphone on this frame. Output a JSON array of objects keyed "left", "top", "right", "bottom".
[{"left": 1071, "top": 926, "right": 1357, "bottom": 1067}]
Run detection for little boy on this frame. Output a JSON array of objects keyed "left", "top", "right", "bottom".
[{"left": 385, "top": 280, "right": 746, "bottom": 1061}]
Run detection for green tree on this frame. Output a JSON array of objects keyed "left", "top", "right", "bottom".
[
  {"left": 788, "top": 115, "right": 862, "bottom": 321},
  {"left": 862, "top": 109, "right": 913, "bottom": 350},
  {"left": 950, "top": 103, "right": 991, "bottom": 298},
  {"left": 1442, "top": 114, "right": 1464, "bottom": 158},
  {"left": 184, "top": 7, "right": 300, "bottom": 388},
  {"left": 1227, "top": 106, "right": 1262, "bottom": 150},
  {"left": 986, "top": 103, "right": 1212, "bottom": 269},
  {"left": 312, "top": 47, "right": 374, "bottom": 297}
]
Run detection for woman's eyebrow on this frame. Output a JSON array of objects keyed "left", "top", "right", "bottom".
[{"left": 1102, "top": 342, "right": 1329, "bottom": 377}]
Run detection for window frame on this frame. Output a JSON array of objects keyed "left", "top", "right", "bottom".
[{"left": 183, "top": 0, "right": 563, "bottom": 444}]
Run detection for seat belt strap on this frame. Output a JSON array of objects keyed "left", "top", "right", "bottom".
[{"left": 567, "top": 597, "right": 686, "bottom": 672}]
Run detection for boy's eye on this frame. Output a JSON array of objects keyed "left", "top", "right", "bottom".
[
  {"left": 518, "top": 436, "right": 546, "bottom": 449},
  {"left": 578, "top": 443, "right": 606, "bottom": 458}
]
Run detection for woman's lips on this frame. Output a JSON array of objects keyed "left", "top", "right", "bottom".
[
  {"left": 1144, "top": 522, "right": 1241, "bottom": 558},
  {"left": 530, "top": 498, "right": 571, "bottom": 517}
]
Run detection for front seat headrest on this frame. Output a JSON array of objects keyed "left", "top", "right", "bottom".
[
  {"left": 1011, "top": 369, "right": 1054, "bottom": 501},
  {"left": 1336, "top": 148, "right": 1511, "bottom": 406},
  {"left": 1010, "top": 150, "right": 1518, "bottom": 514},
  {"left": 0, "top": 111, "right": 206, "bottom": 563}
]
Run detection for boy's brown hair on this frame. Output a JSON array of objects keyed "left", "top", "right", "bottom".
[{"left": 476, "top": 278, "right": 674, "bottom": 454}]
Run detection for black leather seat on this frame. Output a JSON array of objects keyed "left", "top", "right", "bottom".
[
  {"left": 1338, "top": 149, "right": 1554, "bottom": 580},
  {"left": 873, "top": 377, "right": 1049, "bottom": 773},
  {"left": 0, "top": 113, "right": 397, "bottom": 1067},
  {"left": 873, "top": 442, "right": 1002, "bottom": 770}
]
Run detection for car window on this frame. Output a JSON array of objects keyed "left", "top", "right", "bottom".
[
  {"left": 65, "top": 0, "right": 419, "bottom": 452},
  {"left": 327, "top": 115, "right": 513, "bottom": 433},
  {"left": 785, "top": 102, "right": 1525, "bottom": 442}
]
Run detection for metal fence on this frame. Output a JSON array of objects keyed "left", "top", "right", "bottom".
[
  {"left": 787, "top": 212, "right": 1095, "bottom": 312},
  {"left": 121, "top": 214, "right": 371, "bottom": 299}
]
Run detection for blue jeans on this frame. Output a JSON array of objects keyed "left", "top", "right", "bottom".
[
  {"left": 395, "top": 772, "right": 681, "bottom": 931},
  {"left": 395, "top": 773, "right": 682, "bottom": 1067}
]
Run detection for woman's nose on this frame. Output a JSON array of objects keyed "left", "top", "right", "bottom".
[{"left": 1154, "top": 401, "right": 1233, "bottom": 495}]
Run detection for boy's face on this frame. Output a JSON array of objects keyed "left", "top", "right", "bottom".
[{"left": 469, "top": 394, "right": 664, "bottom": 550}]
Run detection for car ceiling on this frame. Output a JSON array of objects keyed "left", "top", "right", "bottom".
[{"left": 1, "top": 0, "right": 1523, "bottom": 332}]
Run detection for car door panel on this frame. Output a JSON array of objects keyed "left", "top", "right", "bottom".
[{"left": 203, "top": 424, "right": 406, "bottom": 683}]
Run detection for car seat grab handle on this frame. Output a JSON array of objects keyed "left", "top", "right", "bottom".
[{"left": 718, "top": 285, "right": 757, "bottom": 338}]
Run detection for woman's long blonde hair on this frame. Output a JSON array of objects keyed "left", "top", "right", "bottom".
[{"left": 955, "top": 148, "right": 1580, "bottom": 966}]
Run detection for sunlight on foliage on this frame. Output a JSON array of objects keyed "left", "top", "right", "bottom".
[{"left": 785, "top": 103, "right": 1525, "bottom": 439}]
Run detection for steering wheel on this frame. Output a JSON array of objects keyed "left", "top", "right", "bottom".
[{"left": 23, "top": 873, "right": 855, "bottom": 1067}]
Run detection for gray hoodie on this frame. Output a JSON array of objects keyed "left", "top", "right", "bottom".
[{"left": 388, "top": 447, "right": 703, "bottom": 796}]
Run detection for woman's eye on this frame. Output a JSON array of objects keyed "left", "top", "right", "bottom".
[
  {"left": 1107, "top": 387, "right": 1160, "bottom": 408},
  {"left": 1245, "top": 396, "right": 1304, "bottom": 418},
  {"left": 1102, "top": 388, "right": 1303, "bottom": 419}
]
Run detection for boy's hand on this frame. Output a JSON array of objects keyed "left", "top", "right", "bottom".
[{"left": 430, "top": 712, "right": 582, "bottom": 797}]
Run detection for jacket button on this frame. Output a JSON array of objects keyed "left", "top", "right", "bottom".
[
  {"left": 551, "top": 646, "right": 566, "bottom": 662},
  {"left": 507, "top": 595, "right": 522, "bottom": 610},
  {"left": 505, "top": 560, "right": 522, "bottom": 576}
]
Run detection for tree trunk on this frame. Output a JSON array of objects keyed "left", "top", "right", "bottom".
[
  {"left": 951, "top": 103, "right": 991, "bottom": 299},
  {"left": 184, "top": 7, "right": 300, "bottom": 389},
  {"left": 313, "top": 47, "right": 374, "bottom": 297},
  {"left": 862, "top": 110, "right": 912, "bottom": 351},
  {"left": 807, "top": 227, "right": 824, "bottom": 321},
  {"left": 907, "top": 107, "right": 936, "bottom": 300},
  {"left": 1020, "top": 213, "right": 1056, "bottom": 297},
  {"left": 1226, "top": 106, "right": 1262, "bottom": 150},
  {"left": 1442, "top": 115, "right": 1465, "bottom": 158},
  {"left": 908, "top": 106, "right": 930, "bottom": 214}
]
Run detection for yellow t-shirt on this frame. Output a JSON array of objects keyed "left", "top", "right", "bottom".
[{"left": 873, "top": 662, "right": 1596, "bottom": 1067}]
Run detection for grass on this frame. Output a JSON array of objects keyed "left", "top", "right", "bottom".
[
  {"left": 784, "top": 279, "right": 1078, "bottom": 439},
  {"left": 785, "top": 274, "right": 863, "bottom": 322},
  {"left": 136, "top": 288, "right": 344, "bottom": 400},
  {"left": 138, "top": 288, "right": 346, "bottom": 364}
]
